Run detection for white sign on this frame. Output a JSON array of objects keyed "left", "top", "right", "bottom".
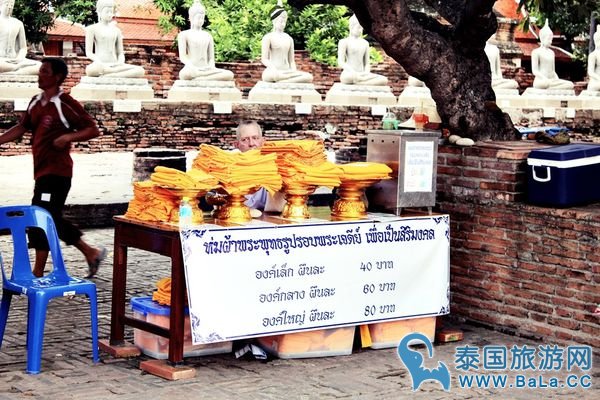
[
  {"left": 370, "top": 105, "right": 387, "bottom": 116},
  {"left": 213, "top": 101, "right": 232, "bottom": 114},
  {"left": 404, "top": 141, "right": 434, "bottom": 192},
  {"left": 13, "top": 98, "right": 30, "bottom": 111},
  {"left": 113, "top": 99, "right": 142, "bottom": 112},
  {"left": 294, "top": 103, "right": 312, "bottom": 114},
  {"left": 181, "top": 215, "right": 450, "bottom": 344}
]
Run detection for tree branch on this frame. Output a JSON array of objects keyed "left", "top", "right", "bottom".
[{"left": 423, "top": 0, "right": 466, "bottom": 26}]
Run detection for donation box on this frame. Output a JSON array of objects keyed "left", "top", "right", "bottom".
[{"left": 366, "top": 129, "right": 440, "bottom": 214}]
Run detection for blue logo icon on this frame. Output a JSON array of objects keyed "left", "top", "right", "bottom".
[{"left": 397, "top": 332, "right": 451, "bottom": 391}]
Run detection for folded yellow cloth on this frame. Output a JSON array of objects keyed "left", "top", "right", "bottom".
[
  {"left": 192, "top": 144, "right": 282, "bottom": 195},
  {"left": 150, "top": 166, "right": 218, "bottom": 190},
  {"left": 339, "top": 162, "right": 392, "bottom": 180}
]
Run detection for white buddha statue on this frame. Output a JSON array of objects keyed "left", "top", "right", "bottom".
[
  {"left": 530, "top": 20, "right": 573, "bottom": 90},
  {"left": 84, "top": 0, "right": 145, "bottom": 78},
  {"left": 586, "top": 27, "right": 600, "bottom": 92},
  {"left": 338, "top": 15, "right": 387, "bottom": 86},
  {"left": 0, "top": 0, "right": 40, "bottom": 75},
  {"left": 485, "top": 35, "right": 518, "bottom": 90},
  {"left": 260, "top": 1, "right": 313, "bottom": 83},
  {"left": 177, "top": 0, "right": 233, "bottom": 81}
]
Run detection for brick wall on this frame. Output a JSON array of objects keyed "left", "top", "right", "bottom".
[
  {"left": 437, "top": 141, "right": 599, "bottom": 352},
  {"left": 0, "top": 102, "right": 414, "bottom": 156},
  {"left": 3, "top": 99, "right": 599, "bottom": 157}
]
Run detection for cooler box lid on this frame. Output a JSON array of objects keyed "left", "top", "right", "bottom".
[
  {"left": 528, "top": 144, "right": 600, "bottom": 167},
  {"left": 131, "top": 296, "right": 189, "bottom": 316}
]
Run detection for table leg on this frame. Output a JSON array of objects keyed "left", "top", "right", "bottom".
[
  {"left": 168, "top": 237, "right": 186, "bottom": 365},
  {"left": 110, "top": 226, "right": 128, "bottom": 344}
]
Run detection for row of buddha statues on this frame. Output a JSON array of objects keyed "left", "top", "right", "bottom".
[{"left": 2, "top": 0, "right": 600, "bottom": 106}]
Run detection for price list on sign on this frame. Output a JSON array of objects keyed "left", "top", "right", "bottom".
[{"left": 180, "top": 215, "right": 450, "bottom": 345}]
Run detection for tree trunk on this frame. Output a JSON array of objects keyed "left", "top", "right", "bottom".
[
  {"left": 417, "top": 37, "right": 517, "bottom": 141},
  {"left": 290, "top": 0, "right": 519, "bottom": 141}
]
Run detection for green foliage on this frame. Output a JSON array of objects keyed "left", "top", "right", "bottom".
[
  {"left": 153, "top": 0, "right": 369, "bottom": 64},
  {"left": 288, "top": 4, "right": 349, "bottom": 66},
  {"left": 12, "top": 0, "right": 55, "bottom": 44},
  {"left": 54, "top": 0, "right": 97, "bottom": 26},
  {"left": 154, "top": 0, "right": 190, "bottom": 34},
  {"left": 370, "top": 46, "right": 383, "bottom": 64},
  {"left": 518, "top": 0, "right": 600, "bottom": 57},
  {"left": 205, "top": 0, "right": 273, "bottom": 61}
]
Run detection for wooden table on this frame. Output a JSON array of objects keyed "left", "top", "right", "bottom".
[{"left": 100, "top": 216, "right": 193, "bottom": 379}]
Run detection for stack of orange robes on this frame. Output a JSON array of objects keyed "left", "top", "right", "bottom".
[
  {"left": 261, "top": 140, "right": 343, "bottom": 188},
  {"left": 125, "top": 181, "right": 179, "bottom": 222},
  {"left": 150, "top": 166, "right": 218, "bottom": 190},
  {"left": 151, "top": 277, "right": 188, "bottom": 306},
  {"left": 192, "top": 144, "right": 282, "bottom": 195},
  {"left": 125, "top": 166, "right": 218, "bottom": 223},
  {"left": 338, "top": 162, "right": 392, "bottom": 181}
]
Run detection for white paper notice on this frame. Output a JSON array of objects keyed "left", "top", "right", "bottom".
[
  {"left": 403, "top": 141, "right": 434, "bottom": 193},
  {"left": 180, "top": 215, "right": 450, "bottom": 344},
  {"left": 113, "top": 99, "right": 142, "bottom": 112}
]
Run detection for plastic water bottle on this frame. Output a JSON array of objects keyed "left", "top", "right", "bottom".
[
  {"left": 179, "top": 197, "right": 193, "bottom": 228},
  {"left": 382, "top": 111, "right": 398, "bottom": 130}
]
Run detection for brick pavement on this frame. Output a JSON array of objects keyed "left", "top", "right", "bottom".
[{"left": 0, "top": 153, "right": 598, "bottom": 398}]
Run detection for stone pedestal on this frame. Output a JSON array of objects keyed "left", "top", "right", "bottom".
[
  {"left": 167, "top": 80, "right": 242, "bottom": 102},
  {"left": 495, "top": 93, "right": 528, "bottom": 108},
  {"left": 0, "top": 75, "right": 40, "bottom": 100},
  {"left": 493, "top": 88, "right": 519, "bottom": 97},
  {"left": 248, "top": 81, "right": 321, "bottom": 104},
  {"left": 577, "top": 90, "right": 600, "bottom": 109},
  {"left": 324, "top": 83, "right": 396, "bottom": 105},
  {"left": 70, "top": 76, "right": 154, "bottom": 100},
  {"left": 521, "top": 87, "right": 577, "bottom": 108},
  {"left": 397, "top": 86, "right": 436, "bottom": 108}
]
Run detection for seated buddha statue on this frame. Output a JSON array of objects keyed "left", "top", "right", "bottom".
[
  {"left": 177, "top": 0, "right": 234, "bottom": 81},
  {"left": 485, "top": 36, "right": 518, "bottom": 90},
  {"left": 0, "top": 0, "right": 41, "bottom": 75},
  {"left": 338, "top": 15, "right": 387, "bottom": 86},
  {"left": 84, "top": 0, "right": 145, "bottom": 78},
  {"left": 586, "top": 27, "right": 600, "bottom": 92},
  {"left": 260, "top": 1, "right": 313, "bottom": 83},
  {"left": 530, "top": 20, "right": 573, "bottom": 90}
]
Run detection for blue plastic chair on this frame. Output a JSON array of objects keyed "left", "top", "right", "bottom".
[{"left": 0, "top": 205, "right": 99, "bottom": 374}]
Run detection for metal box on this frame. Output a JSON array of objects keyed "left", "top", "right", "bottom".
[{"left": 366, "top": 129, "right": 440, "bottom": 214}]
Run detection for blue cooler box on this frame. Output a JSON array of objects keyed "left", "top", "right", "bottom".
[{"left": 527, "top": 144, "right": 600, "bottom": 207}]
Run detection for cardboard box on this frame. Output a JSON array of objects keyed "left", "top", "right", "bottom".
[
  {"left": 368, "top": 316, "right": 436, "bottom": 349},
  {"left": 527, "top": 144, "right": 600, "bottom": 207},
  {"left": 257, "top": 327, "right": 355, "bottom": 359},
  {"left": 131, "top": 297, "right": 231, "bottom": 359}
]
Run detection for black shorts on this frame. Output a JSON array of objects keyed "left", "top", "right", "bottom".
[{"left": 28, "top": 174, "right": 82, "bottom": 250}]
